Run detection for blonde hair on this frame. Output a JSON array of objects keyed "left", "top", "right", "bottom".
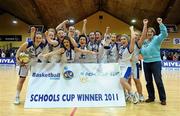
[
  {"left": 111, "top": 33, "right": 116, "bottom": 37},
  {"left": 48, "top": 28, "right": 56, "bottom": 34},
  {"left": 135, "top": 30, "right": 141, "bottom": 35},
  {"left": 148, "top": 27, "right": 156, "bottom": 35},
  {"left": 121, "top": 34, "right": 130, "bottom": 42}
]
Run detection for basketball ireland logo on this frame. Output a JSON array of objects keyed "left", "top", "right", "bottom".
[{"left": 63, "top": 66, "right": 74, "bottom": 80}]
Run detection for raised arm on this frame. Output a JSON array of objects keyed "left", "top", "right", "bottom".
[
  {"left": 156, "top": 17, "right": 168, "bottom": 43},
  {"left": 63, "top": 22, "right": 68, "bottom": 33},
  {"left": 30, "top": 27, "right": 36, "bottom": 41},
  {"left": 102, "top": 27, "right": 110, "bottom": 45},
  {"left": 129, "top": 26, "right": 136, "bottom": 53},
  {"left": 44, "top": 31, "right": 58, "bottom": 46},
  {"left": 42, "top": 48, "right": 65, "bottom": 58},
  {"left": 82, "top": 19, "right": 87, "bottom": 36},
  {"left": 137, "top": 19, "right": 148, "bottom": 47},
  {"left": 68, "top": 33, "right": 78, "bottom": 48},
  {"left": 104, "top": 26, "right": 110, "bottom": 37},
  {"left": 56, "top": 20, "right": 69, "bottom": 31},
  {"left": 74, "top": 48, "right": 97, "bottom": 55}
]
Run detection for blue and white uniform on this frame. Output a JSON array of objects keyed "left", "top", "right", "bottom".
[
  {"left": 49, "top": 38, "right": 62, "bottom": 63},
  {"left": 118, "top": 44, "right": 132, "bottom": 79},
  {"left": 107, "top": 43, "right": 118, "bottom": 63},
  {"left": 40, "top": 39, "right": 51, "bottom": 62},
  {"left": 75, "top": 45, "right": 89, "bottom": 63},
  {"left": 97, "top": 41, "right": 119, "bottom": 63},
  {"left": 26, "top": 40, "right": 45, "bottom": 62},
  {"left": 97, "top": 42, "right": 108, "bottom": 63},
  {"left": 19, "top": 40, "right": 45, "bottom": 77},
  {"left": 61, "top": 48, "right": 76, "bottom": 63},
  {"left": 86, "top": 41, "right": 98, "bottom": 63},
  {"left": 131, "top": 42, "right": 141, "bottom": 79}
]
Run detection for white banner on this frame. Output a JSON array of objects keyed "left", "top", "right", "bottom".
[{"left": 24, "top": 63, "right": 125, "bottom": 108}]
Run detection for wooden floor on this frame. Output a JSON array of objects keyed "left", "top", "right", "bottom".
[{"left": 0, "top": 64, "right": 180, "bottom": 116}]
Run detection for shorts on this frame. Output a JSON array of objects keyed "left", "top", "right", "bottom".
[
  {"left": 131, "top": 62, "right": 140, "bottom": 79},
  {"left": 119, "top": 64, "right": 132, "bottom": 80},
  {"left": 18, "top": 65, "right": 29, "bottom": 77}
]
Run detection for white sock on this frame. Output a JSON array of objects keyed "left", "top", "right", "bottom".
[
  {"left": 15, "top": 91, "right": 20, "bottom": 98},
  {"left": 129, "top": 91, "right": 134, "bottom": 96}
]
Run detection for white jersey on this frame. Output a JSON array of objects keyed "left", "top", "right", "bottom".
[
  {"left": 97, "top": 43, "right": 108, "bottom": 63},
  {"left": 52, "top": 38, "right": 62, "bottom": 51},
  {"left": 86, "top": 41, "right": 98, "bottom": 63},
  {"left": 75, "top": 45, "right": 89, "bottom": 63},
  {"left": 41, "top": 40, "right": 50, "bottom": 54},
  {"left": 118, "top": 44, "right": 132, "bottom": 66},
  {"left": 131, "top": 42, "right": 140, "bottom": 63},
  {"left": 40, "top": 40, "right": 51, "bottom": 62},
  {"left": 107, "top": 43, "right": 118, "bottom": 63},
  {"left": 26, "top": 40, "right": 45, "bottom": 62},
  {"left": 49, "top": 39, "right": 62, "bottom": 63},
  {"left": 61, "top": 48, "right": 75, "bottom": 63},
  {"left": 97, "top": 43, "right": 119, "bottom": 63},
  {"left": 18, "top": 40, "right": 44, "bottom": 77}
]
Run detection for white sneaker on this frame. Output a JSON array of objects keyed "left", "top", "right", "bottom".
[
  {"left": 129, "top": 93, "right": 135, "bottom": 103},
  {"left": 139, "top": 94, "right": 145, "bottom": 102},
  {"left": 14, "top": 97, "right": 20, "bottom": 105},
  {"left": 132, "top": 92, "right": 139, "bottom": 104},
  {"left": 125, "top": 93, "right": 130, "bottom": 102}
]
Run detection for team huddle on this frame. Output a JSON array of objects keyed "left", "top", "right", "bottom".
[{"left": 14, "top": 18, "right": 167, "bottom": 105}]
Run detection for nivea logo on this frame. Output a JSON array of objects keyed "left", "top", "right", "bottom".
[
  {"left": 162, "top": 61, "right": 180, "bottom": 67},
  {"left": 0, "top": 58, "right": 15, "bottom": 64}
]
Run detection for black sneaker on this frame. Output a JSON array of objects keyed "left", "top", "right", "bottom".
[{"left": 145, "top": 98, "right": 154, "bottom": 103}]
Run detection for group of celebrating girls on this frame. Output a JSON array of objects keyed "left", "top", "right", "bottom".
[{"left": 14, "top": 17, "right": 167, "bottom": 106}]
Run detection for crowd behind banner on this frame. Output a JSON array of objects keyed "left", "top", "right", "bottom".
[
  {"left": 0, "top": 48, "right": 17, "bottom": 58},
  {"left": 160, "top": 49, "right": 180, "bottom": 61}
]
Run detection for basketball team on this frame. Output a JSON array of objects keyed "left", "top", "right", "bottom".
[{"left": 14, "top": 18, "right": 167, "bottom": 106}]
